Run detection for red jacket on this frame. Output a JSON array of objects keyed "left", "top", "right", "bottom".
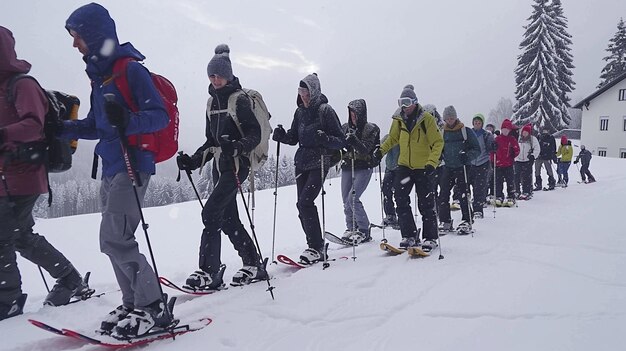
[
  {"left": 491, "top": 134, "right": 520, "bottom": 168},
  {"left": 0, "top": 26, "right": 48, "bottom": 196}
]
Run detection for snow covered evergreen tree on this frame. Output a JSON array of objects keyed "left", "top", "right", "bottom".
[
  {"left": 549, "top": 0, "right": 575, "bottom": 113},
  {"left": 598, "top": 18, "right": 626, "bottom": 88},
  {"left": 513, "top": 0, "right": 572, "bottom": 133}
]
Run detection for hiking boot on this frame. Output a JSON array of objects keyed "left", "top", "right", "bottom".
[
  {"left": 473, "top": 211, "right": 484, "bottom": 220},
  {"left": 183, "top": 264, "right": 226, "bottom": 291},
  {"left": 399, "top": 237, "right": 417, "bottom": 249},
  {"left": 456, "top": 221, "right": 472, "bottom": 235},
  {"left": 299, "top": 248, "right": 325, "bottom": 265},
  {"left": 341, "top": 230, "right": 356, "bottom": 241},
  {"left": 98, "top": 304, "right": 134, "bottom": 335},
  {"left": 349, "top": 230, "right": 372, "bottom": 245},
  {"left": 231, "top": 265, "right": 269, "bottom": 286},
  {"left": 44, "top": 268, "right": 91, "bottom": 306},
  {"left": 383, "top": 215, "right": 398, "bottom": 227},
  {"left": 113, "top": 297, "right": 174, "bottom": 339},
  {"left": 421, "top": 240, "right": 438, "bottom": 253},
  {"left": 0, "top": 294, "right": 27, "bottom": 321}
]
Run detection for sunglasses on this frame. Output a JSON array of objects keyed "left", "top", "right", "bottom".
[{"left": 398, "top": 97, "right": 416, "bottom": 108}]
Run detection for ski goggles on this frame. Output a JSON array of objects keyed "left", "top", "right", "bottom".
[{"left": 398, "top": 97, "right": 416, "bottom": 108}]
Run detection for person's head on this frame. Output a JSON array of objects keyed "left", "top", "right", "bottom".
[
  {"left": 398, "top": 84, "right": 418, "bottom": 115},
  {"left": 347, "top": 99, "right": 367, "bottom": 130},
  {"left": 581, "top": 144, "right": 586, "bottom": 150},
  {"left": 298, "top": 73, "right": 321, "bottom": 109},
  {"left": 472, "top": 114, "right": 485, "bottom": 130},
  {"left": 542, "top": 128, "right": 550, "bottom": 135},
  {"left": 501, "top": 119, "right": 515, "bottom": 136},
  {"left": 485, "top": 123, "right": 495, "bottom": 133},
  {"left": 442, "top": 105, "right": 458, "bottom": 127},
  {"left": 522, "top": 124, "right": 532, "bottom": 138},
  {"left": 207, "top": 44, "right": 233, "bottom": 89},
  {"left": 66, "top": 3, "right": 119, "bottom": 59},
  {"left": 423, "top": 104, "right": 443, "bottom": 128},
  {"left": 561, "top": 135, "right": 568, "bottom": 145},
  {"left": 0, "top": 26, "right": 31, "bottom": 75}
]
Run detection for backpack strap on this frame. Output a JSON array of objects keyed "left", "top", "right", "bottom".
[
  {"left": 112, "top": 57, "right": 139, "bottom": 111},
  {"left": 461, "top": 126, "right": 467, "bottom": 141}
]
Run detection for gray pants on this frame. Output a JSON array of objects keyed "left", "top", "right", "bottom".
[
  {"left": 534, "top": 159, "right": 555, "bottom": 187},
  {"left": 99, "top": 173, "right": 160, "bottom": 308},
  {"left": 341, "top": 167, "right": 373, "bottom": 232}
]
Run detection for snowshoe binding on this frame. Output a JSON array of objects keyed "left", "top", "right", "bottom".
[{"left": 183, "top": 264, "right": 226, "bottom": 292}]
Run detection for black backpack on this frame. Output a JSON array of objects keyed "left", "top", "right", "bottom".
[{"left": 7, "top": 74, "right": 80, "bottom": 204}]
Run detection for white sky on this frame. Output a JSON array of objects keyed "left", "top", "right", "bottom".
[{"left": 3, "top": 0, "right": 625, "bottom": 153}]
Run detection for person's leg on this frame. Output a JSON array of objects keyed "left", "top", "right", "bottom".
[
  {"left": 394, "top": 167, "right": 418, "bottom": 239},
  {"left": 496, "top": 167, "right": 505, "bottom": 199},
  {"left": 504, "top": 166, "right": 516, "bottom": 199},
  {"left": 415, "top": 170, "right": 438, "bottom": 241},
  {"left": 0, "top": 197, "right": 23, "bottom": 308},
  {"left": 352, "top": 168, "right": 373, "bottom": 233},
  {"left": 534, "top": 159, "right": 542, "bottom": 189},
  {"left": 437, "top": 167, "right": 453, "bottom": 224},
  {"left": 382, "top": 170, "right": 396, "bottom": 217},
  {"left": 341, "top": 169, "right": 354, "bottom": 231},
  {"left": 472, "top": 162, "right": 489, "bottom": 214},
  {"left": 454, "top": 167, "right": 471, "bottom": 222},
  {"left": 296, "top": 169, "right": 327, "bottom": 251}
]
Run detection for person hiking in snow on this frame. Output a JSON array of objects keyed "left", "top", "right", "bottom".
[
  {"left": 339, "top": 99, "right": 380, "bottom": 243},
  {"left": 514, "top": 124, "right": 540, "bottom": 199},
  {"left": 380, "top": 134, "right": 400, "bottom": 229},
  {"left": 422, "top": 104, "right": 445, "bottom": 210},
  {"left": 62, "top": 3, "right": 171, "bottom": 337},
  {"left": 374, "top": 85, "right": 443, "bottom": 252},
  {"left": 272, "top": 73, "right": 345, "bottom": 264},
  {"left": 485, "top": 123, "right": 497, "bottom": 198},
  {"left": 534, "top": 128, "right": 557, "bottom": 191},
  {"left": 176, "top": 45, "right": 267, "bottom": 290},
  {"left": 491, "top": 119, "right": 520, "bottom": 207},
  {"left": 555, "top": 135, "right": 573, "bottom": 187},
  {"left": 468, "top": 114, "right": 496, "bottom": 219},
  {"left": 437, "top": 106, "right": 480, "bottom": 235},
  {"left": 0, "top": 26, "right": 91, "bottom": 321},
  {"left": 574, "top": 145, "right": 596, "bottom": 183}
]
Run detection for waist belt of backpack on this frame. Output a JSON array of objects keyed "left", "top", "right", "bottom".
[{"left": 198, "top": 146, "right": 240, "bottom": 177}]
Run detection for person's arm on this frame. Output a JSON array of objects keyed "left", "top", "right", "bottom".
[
  {"left": 122, "top": 61, "right": 169, "bottom": 135},
  {"left": 426, "top": 117, "right": 444, "bottom": 168},
  {"left": 3, "top": 78, "right": 47, "bottom": 144},
  {"left": 233, "top": 94, "right": 261, "bottom": 153},
  {"left": 466, "top": 127, "right": 481, "bottom": 161},
  {"left": 319, "top": 105, "right": 345, "bottom": 150}
]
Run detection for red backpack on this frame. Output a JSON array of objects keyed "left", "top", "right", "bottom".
[{"left": 112, "top": 57, "right": 179, "bottom": 163}]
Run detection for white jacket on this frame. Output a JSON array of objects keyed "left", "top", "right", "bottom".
[{"left": 516, "top": 135, "right": 540, "bottom": 162}]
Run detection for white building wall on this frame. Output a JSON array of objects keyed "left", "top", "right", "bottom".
[{"left": 580, "top": 79, "right": 626, "bottom": 158}]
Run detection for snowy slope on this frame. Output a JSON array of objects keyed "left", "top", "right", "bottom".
[{"left": 3, "top": 154, "right": 626, "bottom": 351}]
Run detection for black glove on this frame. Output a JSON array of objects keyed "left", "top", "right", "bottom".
[
  {"left": 104, "top": 100, "right": 130, "bottom": 130},
  {"left": 177, "top": 152, "right": 202, "bottom": 171},
  {"left": 272, "top": 126, "right": 286, "bottom": 142},
  {"left": 372, "top": 146, "right": 382, "bottom": 164},
  {"left": 315, "top": 130, "right": 329, "bottom": 145},
  {"left": 45, "top": 119, "right": 64, "bottom": 136},
  {"left": 346, "top": 132, "right": 358, "bottom": 145},
  {"left": 425, "top": 164, "right": 436, "bottom": 176},
  {"left": 459, "top": 150, "right": 468, "bottom": 164},
  {"left": 528, "top": 154, "right": 535, "bottom": 163},
  {"left": 574, "top": 160, "right": 579, "bottom": 164},
  {"left": 220, "top": 138, "right": 243, "bottom": 157}
]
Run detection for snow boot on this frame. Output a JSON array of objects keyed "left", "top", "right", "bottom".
[
  {"left": 0, "top": 293, "right": 27, "bottom": 321},
  {"left": 456, "top": 221, "right": 472, "bottom": 235},
  {"left": 299, "top": 248, "right": 325, "bottom": 265},
  {"left": 98, "top": 304, "right": 134, "bottom": 335},
  {"left": 421, "top": 239, "right": 438, "bottom": 253},
  {"left": 113, "top": 296, "right": 175, "bottom": 339},
  {"left": 383, "top": 215, "right": 398, "bottom": 228},
  {"left": 44, "top": 268, "right": 92, "bottom": 306},
  {"left": 183, "top": 264, "right": 226, "bottom": 291},
  {"left": 349, "top": 229, "right": 372, "bottom": 245},
  {"left": 231, "top": 263, "right": 269, "bottom": 287},
  {"left": 341, "top": 229, "right": 356, "bottom": 241},
  {"left": 438, "top": 221, "right": 454, "bottom": 235},
  {"left": 399, "top": 236, "right": 417, "bottom": 249}
]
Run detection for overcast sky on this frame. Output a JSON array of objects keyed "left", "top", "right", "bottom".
[{"left": 3, "top": 0, "right": 625, "bottom": 154}]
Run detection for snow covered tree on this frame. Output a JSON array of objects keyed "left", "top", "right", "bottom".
[
  {"left": 513, "top": 0, "right": 572, "bottom": 133},
  {"left": 598, "top": 18, "right": 626, "bottom": 88},
  {"left": 488, "top": 97, "right": 514, "bottom": 127}
]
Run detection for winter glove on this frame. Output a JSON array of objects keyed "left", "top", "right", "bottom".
[
  {"left": 346, "top": 132, "right": 358, "bottom": 145},
  {"left": 272, "top": 125, "right": 286, "bottom": 142},
  {"left": 372, "top": 146, "right": 382, "bottom": 164},
  {"left": 315, "top": 130, "right": 329, "bottom": 145},
  {"left": 574, "top": 160, "right": 579, "bottom": 164},
  {"left": 459, "top": 150, "right": 468, "bottom": 164},
  {"left": 528, "top": 154, "right": 535, "bottom": 163},
  {"left": 177, "top": 152, "right": 202, "bottom": 171},
  {"left": 104, "top": 99, "right": 130, "bottom": 130},
  {"left": 424, "top": 164, "right": 436, "bottom": 177}
]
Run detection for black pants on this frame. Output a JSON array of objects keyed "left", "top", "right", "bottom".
[
  {"left": 580, "top": 163, "right": 595, "bottom": 182},
  {"left": 394, "top": 166, "right": 438, "bottom": 241},
  {"left": 382, "top": 169, "right": 397, "bottom": 217},
  {"left": 514, "top": 161, "right": 533, "bottom": 194},
  {"left": 295, "top": 168, "right": 328, "bottom": 251},
  {"left": 438, "top": 166, "right": 471, "bottom": 223},
  {"left": 0, "top": 195, "right": 75, "bottom": 306},
  {"left": 199, "top": 161, "right": 259, "bottom": 273},
  {"left": 469, "top": 162, "right": 490, "bottom": 214},
  {"left": 496, "top": 166, "right": 515, "bottom": 199}
]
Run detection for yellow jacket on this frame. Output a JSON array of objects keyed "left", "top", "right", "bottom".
[
  {"left": 380, "top": 107, "right": 443, "bottom": 169},
  {"left": 556, "top": 144, "right": 573, "bottom": 162}
]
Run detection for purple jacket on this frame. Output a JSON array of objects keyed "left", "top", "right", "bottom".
[{"left": 0, "top": 26, "right": 48, "bottom": 196}]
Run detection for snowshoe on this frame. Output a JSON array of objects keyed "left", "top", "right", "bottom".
[
  {"left": 231, "top": 262, "right": 269, "bottom": 287},
  {"left": 399, "top": 236, "right": 418, "bottom": 249},
  {"left": 113, "top": 295, "right": 176, "bottom": 339},
  {"left": 299, "top": 248, "right": 324, "bottom": 265},
  {"left": 0, "top": 293, "right": 27, "bottom": 321},
  {"left": 98, "top": 304, "right": 134, "bottom": 335},
  {"left": 503, "top": 198, "right": 516, "bottom": 207},
  {"left": 494, "top": 198, "right": 503, "bottom": 207},
  {"left": 420, "top": 240, "right": 438, "bottom": 253},
  {"left": 44, "top": 268, "right": 93, "bottom": 306},
  {"left": 456, "top": 221, "right": 473, "bottom": 235},
  {"left": 438, "top": 221, "right": 454, "bottom": 236},
  {"left": 183, "top": 264, "right": 226, "bottom": 291}
]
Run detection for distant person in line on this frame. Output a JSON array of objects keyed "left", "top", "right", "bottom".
[
  {"left": 534, "top": 128, "right": 557, "bottom": 191},
  {"left": 490, "top": 119, "right": 520, "bottom": 207},
  {"left": 380, "top": 135, "right": 400, "bottom": 229},
  {"left": 272, "top": 73, "right": 345, "bottom": 264},
  {"left": 375, "top": 85, "right": 443, "bottom": 252},
  {"left": 514, "top": 124, "right": 540, "bottom": 199},
  {"left": 469, "top": 114, "right": 496, "bottom": 219},
  {"left": 339, "top": 99, "right": 380, "bottom": 243},
  {"left": 0, "top": 26, "right": 90, "bottom": 322},
  {"left": 485, "top": 123, "right": 497, "bottom": 198},
  {"left": 176, "top": 44, "right": 268, "bottom": 292},
  {"left": 62, "top": 3, "right": 171, "bottom": 338},
  {"left": 574, "top": 145, "right": 596, "bottom": 183},
  {"left": 556, "top": 135, "right": 573, "bottom": 187}
]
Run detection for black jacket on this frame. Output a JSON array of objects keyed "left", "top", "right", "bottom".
[
  {"left": 537, "top": 133, "right": 556, "bottom": 160},
  {"left": 341, "top": 99, "right": 380, "bottom": 170}
]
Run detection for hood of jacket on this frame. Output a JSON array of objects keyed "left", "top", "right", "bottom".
[
  {"left": 0, "top": 26, "right": 31, "bottom": 81},
  {"left": 347, "top": 99, "right": 367, "bottom": 131},
  {"left": 296, "top": 73, "right": 323, "bottom": 109},
  {"left": 65, "top": 3, "right": 144, "bottom": 78}
]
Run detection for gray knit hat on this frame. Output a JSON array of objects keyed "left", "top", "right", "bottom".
[
  {"left": 442, "top": 105, "right": 457, "bottom": 120},
  {"left": 399, "top": 84, "right": 417, "bottom": 101},
  {"left": 207, "top": 44, "right": 234, "bottom": 81}
]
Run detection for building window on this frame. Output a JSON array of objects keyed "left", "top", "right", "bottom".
[
  {"left": 600, "top": 117, "right": 609, "bottom": 131},
  {"left": 623, "top": 116, "right": 626, "bottom": 131},
  {"left": 598, "top": 148, "right": 607, "bottom": 157},
  {"left": 620, "top": 89, "right": 626, "bottom": 101},
  {"left": 621, "top": 149, "right": 626, "bottom": 159}
]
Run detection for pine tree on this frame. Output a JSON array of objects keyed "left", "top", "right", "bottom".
[
  {"left": 549, "top": 0, "right": 575, "bottom": 113},
  {"left": 598, "top": 18, "right": 626, "bottom": 88},
  {"left": 513, "top": 0, "right": 571, "bottom": 133}
]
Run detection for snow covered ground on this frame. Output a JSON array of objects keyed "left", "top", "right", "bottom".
[{"left": 3, "top": 152, "right": 626, "bottom": 351}]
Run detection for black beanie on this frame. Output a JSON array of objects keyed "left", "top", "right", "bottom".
[{"left": 207, "top": 44, "right": 234, "bottom": 81}]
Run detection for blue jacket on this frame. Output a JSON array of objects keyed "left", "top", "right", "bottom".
[
  {"left": 471, "top": 128, "right": 496, "bottom": 166},
  {"left": 62, "top": 3, "right": 168, "bottom": 178}
]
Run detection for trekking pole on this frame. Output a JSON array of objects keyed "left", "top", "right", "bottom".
[
  {"left": 320, "top": 154, "right": 330, "bottom": 270},
  {"left": 350, "top": 153, "right": 357, "bottom": 261},
  {"left": 104, "top": 94, "right": 172, "bottom": 320},
  {"left": 38, "top": 266, "right": 50, "bottom": 293},
  {"left": 270, "top": 132, "right": 281, "bottom": 265},
  {"left": 462, "top": 164, "right": 474, "bottom": 238},
  {"left": 378, "top": 164, "right": 386, "bottom": 243},
  {"left": 178, "top": 151, "right": 204, "bottom": 209},
  {"left": 220, "top": 136, "right": 275, "bottom": 299},
  {"left": 492, "top": 154, "right": 497, "bottom": 218}
]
